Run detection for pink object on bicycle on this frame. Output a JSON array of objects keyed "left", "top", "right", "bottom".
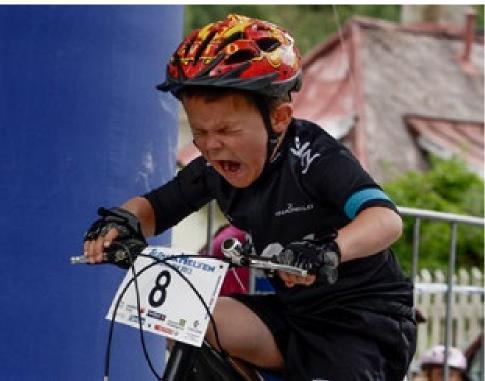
[{"left": 200, "top": 225, "right": 250, "bottom": 295}]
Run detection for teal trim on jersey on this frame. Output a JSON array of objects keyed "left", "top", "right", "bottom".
[{"left": 344, "top": 188, "right": 391, "bottom": 219}]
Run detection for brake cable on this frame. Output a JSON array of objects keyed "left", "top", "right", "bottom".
[{"left": 104, "top": 243, "right": 229, "bottom": 380}]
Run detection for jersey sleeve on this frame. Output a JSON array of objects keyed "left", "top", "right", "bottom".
[
  {"left": 303, "top": 145, "right": 397, "bottom": 220},
  {"left": 142, "top": 156, "right": 213, "bottom": 235}
]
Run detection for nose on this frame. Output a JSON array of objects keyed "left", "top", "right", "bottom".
[{"left": 200, "top": 133, "right": 223, "bottom": 152}]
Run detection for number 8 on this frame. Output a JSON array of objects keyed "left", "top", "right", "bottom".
[{"left": 148, "top": 270, "right": 171, "bottom": 308}]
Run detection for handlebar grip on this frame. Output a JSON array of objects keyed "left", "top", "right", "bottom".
[
  {"left": 69, "top": 252, "right": 114, "bottom": 265},
  {"left": 70, "top": 255, "right": 92, "bottom": 264},
  {"left": 70, "top": 239, "right": 145, "bottom": 268},
  {"left": 276, "top": 239, "right": 341, "bottom": 284}
]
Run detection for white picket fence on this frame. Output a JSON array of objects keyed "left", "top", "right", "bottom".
[{"left": 414, "top": 267, "right": 484, "bottom": 359}]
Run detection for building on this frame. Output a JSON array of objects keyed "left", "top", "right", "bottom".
[{"left": 292, "top": 13, "right": 484, "bottom": 181}]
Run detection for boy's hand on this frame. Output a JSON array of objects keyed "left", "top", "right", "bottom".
[
  {"left": 277, "top": 240, "right": 341, "bottom": 287},
  {"left": 84, "top": 227, "right": 120, "bottom": 264},
  {"left": 83, "top": 207, "right": 146, "bottom": 264},
  {"left": 278, "top": 272, "right": 316, "bottom": 288}
]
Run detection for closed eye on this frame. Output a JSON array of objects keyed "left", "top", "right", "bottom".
[
  {"left": 192, "top": 129, "right": 206, "bottom": 137},
  {"left": 191, "top": 126, "right": 241, "bottom": 138},
  {"left": 218, "top": 126, "right": 241, "bottom": 135}
]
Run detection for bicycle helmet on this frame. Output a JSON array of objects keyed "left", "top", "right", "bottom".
[
  {"left": 421, "top": 345, "right": 467, "bottom": 371},
  {"left": 157, "top": 14, "right": 302, "bottom": 99}
]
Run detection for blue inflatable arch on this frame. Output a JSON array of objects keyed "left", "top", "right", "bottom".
[{"left": 0, "top": 5, "right": 183, "bottom": 380}]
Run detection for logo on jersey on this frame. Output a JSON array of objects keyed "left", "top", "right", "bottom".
[
  {"left": 275, "top": 203, "right": 314, "bottom": 217},
  {"left": 290, "top": 136, "right": 320, "bottom": 174}
]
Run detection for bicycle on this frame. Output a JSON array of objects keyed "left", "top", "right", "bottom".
[{"left": 71, "top": 237, "right": 314, "bottom": 381}]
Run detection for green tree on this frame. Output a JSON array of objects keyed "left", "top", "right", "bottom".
[
  {"left": 184, "top": 5, "right": 401, "bottom": 55},
  {"left": 183, "top": 5, "right": 483, "bottom": 55},
  {"left": 383, "top": 156, "right": 484, "bottom": 273}
]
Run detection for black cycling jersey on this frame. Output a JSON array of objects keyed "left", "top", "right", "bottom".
[{"left": 143, "top": 118, "right": 413, "bottom": 311}]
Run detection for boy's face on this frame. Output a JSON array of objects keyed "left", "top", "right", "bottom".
[
  {"left": 426, "top": 367, "right": 464, "bottom": 381},
  {"left": 183, "top": 93, "right": 269, "bottom": 188}
]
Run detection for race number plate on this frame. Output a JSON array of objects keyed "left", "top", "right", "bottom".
[{"left": 106, "top": 246, "right": 228, "bottom": 347}]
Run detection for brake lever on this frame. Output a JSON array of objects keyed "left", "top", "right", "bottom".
[
  {"left": 221, "top": 238, "right": 308, "bottom": 277},
  {"left": 246, "top": 258, "right": 308, "bottom": 277}
]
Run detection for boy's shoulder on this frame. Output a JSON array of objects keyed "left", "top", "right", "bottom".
[{"left": 290, "top": 118, "right": 345, "bottom": 156}]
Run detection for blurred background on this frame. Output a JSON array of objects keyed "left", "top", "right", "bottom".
[
  {"left": 0, "top": 4, "right": 483, "bottom": 381},
  {"left": 184, "top": 4, "right": 484, "bottom": 55}
]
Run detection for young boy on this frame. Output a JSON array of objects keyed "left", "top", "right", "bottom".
[
  {"left": 420, "top": 345, "right": 468, "bottom": 381},
  {"left": 84, "top": 14, "right": 416, "bottom": 380}
]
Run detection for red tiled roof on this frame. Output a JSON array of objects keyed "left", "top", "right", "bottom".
[
  {"left": 292, "top": 15, "right": 483, "bottom": 178},
  {"left": 293, "top": 15, "right": 481, "bottom": 130},
  {"left": 293, "top": 19, "right": 367, "bottom": 166},
  {"left": 405, "top": 115, "right": 484, "bottom": 172},
  {"left": 293, "top": 36, "right": 356, "bottom": 137}
]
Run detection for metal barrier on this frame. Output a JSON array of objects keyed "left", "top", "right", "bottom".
[
  {"left": 398, "top": 206, "right": 485, "bottom": 381},
  {"left": 204, "top": 205, "right": 484, "bottom": 380}
]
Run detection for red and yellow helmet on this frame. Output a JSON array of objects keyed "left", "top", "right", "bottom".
[{"left": 157, "top": 14, "right": 302, "bottom": 98}]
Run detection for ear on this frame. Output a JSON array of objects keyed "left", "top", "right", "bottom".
[{"left": 270, "top": 102, "right": 293, "bottom": 134}]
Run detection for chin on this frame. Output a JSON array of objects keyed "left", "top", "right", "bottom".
[
  {"left": 220, "top": 171, "right": 258, "bottom": 188},
  {"left": 225, "top": 177, "right": 253, "bottom": 188}
]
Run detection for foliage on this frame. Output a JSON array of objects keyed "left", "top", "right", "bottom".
[
  {"left": 477, "top": 4, "right": 485, "bottom": 28},
  {"left": 184, "top": 5, "right": 484, "bottom": 56},
  {"left": 383, "top": 156, "right": 484, "bottom": 273},
  {"left": 184, "top": 5, "right": 401, "bottom": 54},
  {"left": 184, "top": 4, "right": 484, "bottom": 54}
]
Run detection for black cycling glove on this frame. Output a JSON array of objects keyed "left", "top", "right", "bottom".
[
  {"left": 84, "top": 207, "right": 147, "bottom": 268},
  {"left": 278, "top": 239, "right": 341, "bottom": 284}
]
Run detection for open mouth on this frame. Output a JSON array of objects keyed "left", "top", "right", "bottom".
[{"left": 217, "top": 160, "right": 241, "bottom": 174}]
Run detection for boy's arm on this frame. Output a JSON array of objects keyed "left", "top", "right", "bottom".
[
  {"left": 336, "top": 206, "right": 402, "bottom": 263},
  {"left": 279, "top": 206, "right": 402, "bottom": 288}
]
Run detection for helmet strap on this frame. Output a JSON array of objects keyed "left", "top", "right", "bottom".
[{"left": 253, "top": 95, "right": 281, "bottom": 163}]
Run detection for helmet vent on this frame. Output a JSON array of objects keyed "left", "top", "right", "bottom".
[
  {"left": 225, "top": 49, "right": 256, "bottom": 65},
  {"left": 184, "top": 34, "right": 197, "bottom": 56},
  {"left": 194, "top": 30, "right": 217, "bottom": 63},
  {"left": 256, "top": 38, "right": 280, "bottom": 52},
  {"left": 216, "top": 32, "right": 244, "bottom": 54}
]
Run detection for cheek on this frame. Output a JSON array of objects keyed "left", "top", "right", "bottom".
[{"left": 239, "top": 135, "right": 267, "bottom": 163}]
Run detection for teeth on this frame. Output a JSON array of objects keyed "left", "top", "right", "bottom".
[{"left": 220, "top": 160, "right": 239, "bottom": 173}]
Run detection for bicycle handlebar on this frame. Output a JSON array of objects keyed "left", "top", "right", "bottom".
[
  {"left": 70, "top": 249, "right": 132, "bottom": 266},
  {"left": 70, "top": 238, "right": 308, "bottom": 277},
  {"left": 221, "top": 237, "right": 308, "bottom": 277},
  {"left": 71, "top": 254, "right": 106, "bottom": 264}
]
